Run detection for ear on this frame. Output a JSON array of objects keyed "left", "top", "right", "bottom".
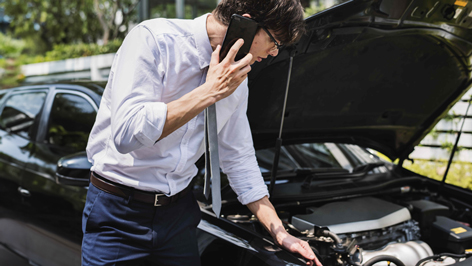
[{"left": 241, "top": 13, "right": 252, "bottom": 19}]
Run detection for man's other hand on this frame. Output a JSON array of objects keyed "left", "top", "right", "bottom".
[
  {"left": 247, "top": 196, "right": 323, "bottom": 266},
  {"left": 276, "top": 231, "right": 322, "bottom": 266}
]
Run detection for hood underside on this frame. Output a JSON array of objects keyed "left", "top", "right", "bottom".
[{"left": 247, "top": 0, "right": 472, "bottom": 161}]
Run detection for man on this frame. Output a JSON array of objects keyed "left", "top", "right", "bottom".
[{"left": 84, "top": 0, "right": 322, "bottom": 265}]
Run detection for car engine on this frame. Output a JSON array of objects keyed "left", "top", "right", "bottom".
[
  {"left": 227, "top": 196, "right": 472, "bottom": 265},
  {"left": 290, "top": 197, "right": 427, "bottom": 264},
  {"left": 287, "top": 196, "right": 471, "bottom": 265}
]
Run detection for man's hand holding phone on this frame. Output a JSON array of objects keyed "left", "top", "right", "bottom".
[
  {"left": 201, "top": 13, "right": 258, "bottom": 104},
  {"left": 204, "top": 39, "right": 252, "bottom": 103}
]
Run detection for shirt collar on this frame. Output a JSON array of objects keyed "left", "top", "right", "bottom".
[{"left": 193, "top": 13, "right": 213, "bottom": 69}]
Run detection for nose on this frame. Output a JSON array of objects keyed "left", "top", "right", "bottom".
[{"left": 269, "top": 48, "right": 279, "bottom": 57}]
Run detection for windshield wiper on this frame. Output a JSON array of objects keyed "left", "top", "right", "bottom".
[
  {"left": 352, "top": 162, "right": 386, "bottom": 173},
  {"left": 262, "top": 167, "right": 350, "bottom": 178},
  {"left": 294, "top": 167, "right": 350, "bottom": 175},
  {"left": 301, "top": 162, "right": 386, "bottom": 189}
]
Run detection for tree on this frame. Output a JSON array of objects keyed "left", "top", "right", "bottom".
[
  {"left": 0, "top": 0, "right": 138, "bottom": 53},
  {"left": 1, "top": 0, "right": 102, "bottom": 53},
  {"left": 93, "top": 0, "right": 139, "bottom": 45}
]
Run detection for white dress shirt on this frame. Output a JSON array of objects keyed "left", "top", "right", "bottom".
[{"left": 86, "top": 14, "right": 269, "bottom": 205}]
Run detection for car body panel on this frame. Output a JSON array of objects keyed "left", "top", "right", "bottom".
[{"left": 248, "top": 0, "right": 472, "bottom": 161}]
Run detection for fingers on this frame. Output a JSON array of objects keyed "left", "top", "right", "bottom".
[
  {"left": 210, "top": 45, "right": 221, "bottom": 67},
  {"left": 313, "top": 256, "right": 323, "bottom": 266},
  {"left": 221, "top": 39, "right": 252, "bottom": 68},
  {"left": 211, "top": 38, "right": 251, "bottom": 70},
  {"left": 238, "top": 52, "right": 252, "bottom": 67},
  {"left": 286, "top": 239, "right": 322, "bottom": 266},
  {"left": 205, "top": 39, "right": 252, "bottom": 101},
  {"left": 237, "top": 63, "right": 251, "bottom": 78},
  {"left": 304, "top": 245, "right": 323, "bottom": 266},
  {"left": 223, "top": 38, "right": 244, "bottom": 63},
  {"left": 302, "top": 243, "right": 323, "bottom": 266},
  {"left": 299, "top": 241, "right": 316, "bottom": 261}
]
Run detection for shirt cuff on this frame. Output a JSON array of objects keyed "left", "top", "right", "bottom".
[
  {"left": 237, "top": 186, "right": 269, "bottom": 205},
  {"left": 134, "top": 102, "right": 167, "bottom": 147}
]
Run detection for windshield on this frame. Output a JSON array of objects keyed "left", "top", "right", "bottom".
[{"left": 256, "top": 143, "right": 388, "bottom": 174}]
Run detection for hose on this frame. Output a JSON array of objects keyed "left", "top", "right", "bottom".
[
  {"left": 363, "top": 255, "right": 406, "bottom": 266},
  {"left": 415, "top": 253, "right": 467, "bottom": 266},
  {"left": 324, "top": 230, "right": 343, "bottom": 246}
]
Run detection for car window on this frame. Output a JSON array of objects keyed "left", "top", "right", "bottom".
[
  {"left": 289, "top": 143, "right": 344, "bottom": 169},
  {"left": 256, "top": 142, "right": 383, "bottom": 173},
  {"left": 256, "top": 147, "right": 299, "bottom": 173},
  {"left": 0, "top": 92, "right": 47, "bottom": 139},
  {"left": 46, "top": 93, "right": 96, "bottom": 153}
]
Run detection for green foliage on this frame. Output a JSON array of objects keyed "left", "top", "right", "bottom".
[
  {"left": 43, "top": 39, "right": 122, "bottom": 61},
  {"left": 150, "top": 3, "right": 213, "bottom": 19},
  {"left": 0, "top": 33, "right": 26, "bottom": 57},
  {"left": 442, "top": 111, "right": 461, "bottom": 131},
  {"left": 304, "top": 0, "right": 351, "bottom": 18},
  {"left": 0, "top": 57, "right": 24, "bottom": 89},
  {"left": 404, "top": 159, "right": 472, "bottom": 190},
  {"left": 0, "top": 34, "right": 26, "bottom": 88},
  {"left": 1, "top": 0, "right": 139, "bottom": 52},
  {"left": 0, "top": 40, "right": 122, "bottom": 89},
  {"left": 304, "top": 3, "right": 326, "bottom": 18},
  {"left": 22, "top": 35, "right": 50, "bottom": 55},
  {"left": 443, "top": 111, "right": 457, "bottom": 122},
  {"left": 427, "top": 128, "right": 440, "bottom": 140},
  {"left": 2, "top": 0, "right": 101, "bottom": 53},
  {"left": 440, "top": 140, "right": 464, "bottom": 154}
]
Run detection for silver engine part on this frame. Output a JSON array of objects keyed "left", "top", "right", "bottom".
[
  {"left": 338, "top": 220, "right": 421, "bottom": 250},
  {"left": 362, "top": 241, "right": 433, "bottom": 266},
  {"left": 292, "top": 197, "right": 411, "bottom": 234}
]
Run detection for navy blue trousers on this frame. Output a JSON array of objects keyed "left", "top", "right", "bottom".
[{"left": 81, "top": 183, "right": 202, "bottom": 266}]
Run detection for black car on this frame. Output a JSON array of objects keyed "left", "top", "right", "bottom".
[
  {"left": 2, "top": 0, "right": 472, "bottom": 265},
  {"left": 0, "top": 81, "right": 104, "bottom": 265}
]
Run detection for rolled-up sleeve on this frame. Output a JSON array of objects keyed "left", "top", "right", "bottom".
[
  {"left": 218, "top": 91, "right": 269, "bottom": 205},
  {"left": 109, "top": 25, "right": 168, "bottom": 154}
]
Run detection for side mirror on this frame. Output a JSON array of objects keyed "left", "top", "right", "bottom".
[{"left": 56, "top": 151, "right": 91, "bottom": 187}]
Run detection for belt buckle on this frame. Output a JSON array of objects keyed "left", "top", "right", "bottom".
[{"left": 154, "top": 193, "right": 165, "bottom": 206}]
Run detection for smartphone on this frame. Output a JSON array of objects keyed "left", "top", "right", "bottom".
[{"left": 219, "top": 14, "right": 259, "bottom": 62}]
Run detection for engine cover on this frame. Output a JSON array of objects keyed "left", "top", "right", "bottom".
[{"left": 292, "top": 197, "right": 411, "bottom": 234}]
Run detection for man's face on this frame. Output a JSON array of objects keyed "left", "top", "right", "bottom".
[{"left": 248, "top": 28, "right": 281, "bottom": 65}]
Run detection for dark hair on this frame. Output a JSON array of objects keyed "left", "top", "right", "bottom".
[{"left": 213, "top": 0, "right": 306, "bottom": 45}]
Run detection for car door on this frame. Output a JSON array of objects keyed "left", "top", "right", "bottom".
[
  {"left": 0, "top": 88, "right": 49, "bottom": 262},
  {"left": 19, "top": 87, "right": 98, "bottom": 266}
]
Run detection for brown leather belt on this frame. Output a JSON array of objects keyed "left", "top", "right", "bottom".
[{"left": 90, "top": 172, "right": 191, "bottom": 206}]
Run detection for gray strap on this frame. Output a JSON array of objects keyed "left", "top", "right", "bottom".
[
  {"left": 203, "top": 104, "right": 221, "bottom": 218},
  {"left": 203, "top": 113, "right": 211, "bottom": 200}
]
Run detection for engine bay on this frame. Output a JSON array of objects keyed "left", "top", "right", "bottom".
[{"left": 224, "top": 190, "right": 472, "bottom": 266}]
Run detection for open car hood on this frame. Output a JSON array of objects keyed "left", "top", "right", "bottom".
[{"left": 247, "top": 0, "right": 472, "bottom": 161}]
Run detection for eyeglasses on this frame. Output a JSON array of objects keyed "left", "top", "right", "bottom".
[{"left": 260, "top": 26, "right": 283, "bottom": 51}]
